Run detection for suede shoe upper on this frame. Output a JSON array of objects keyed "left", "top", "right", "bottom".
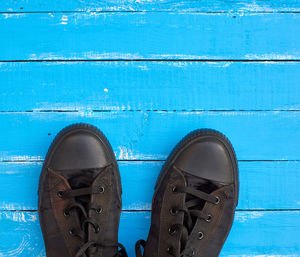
[
  {"left": 38, "top": 123, "right": 127, "bottom": 257},
  {"left": 136, "top": 129, "right": 239, "bottom": 257}
]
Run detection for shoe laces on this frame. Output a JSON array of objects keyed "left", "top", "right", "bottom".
[
  {"left": 75, "top": 241, "right": 128, "bottom": 257},
  {"left": 135, "top": 166, "right": 220, "bottom": 257},
  {"left": 53, "top": 164, "right": 128, "bottom": 257}
]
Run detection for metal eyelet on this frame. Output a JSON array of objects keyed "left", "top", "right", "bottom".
[
  {"left": 166, "top": 246, "right": 173, "bottom": 254},
  {"left": 69, "top": 228, "right": 75, "bottom": 236},
  {"left": 169, "top": 208, "right": 177, "bottom": 215},
  {"left": 187, "top": 249, "right": 195, "bottom": 256},
  {"left": 57, "top": 191, "right": 64, "bottom": 198},
  {"left": 98, "top": 186, "right": 105, "bottom": 193},
  {"left": 198, "top": 232, "right": 204, "bottom": 240},
  {"left": 95, "top": 226, "right": 100, "bottom": 233},
  {"left": 215, "top": 196, "right": 220, "bottom": 205},
  {"left": 205, "top": 214, "right": 212, "bottom": 223},
  {"left": 168, "top": 225, "right": 178, "bottom": 236},
  {"left": 96, "top": 207, "right": 103, "bottom": 214},
  {"left": 63, "top": 210, "right": 70, "bottom": 217}
]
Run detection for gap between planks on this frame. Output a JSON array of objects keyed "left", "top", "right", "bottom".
[
  {"left": 1, "top": 110, "right": 300, "bottom": 113},
  {"left": 1, "top": 0, "right": 300, "bottom": 13},
  {"left": 2, "top": 209, "right": 300, "bottom": 212},
  {"left": 1, "top": 160, "right": 300, "bottom": 162},
  {"left": 1, "top": 59, "right": 300, "bottom": 63},
  {"left": 1, "top": 11, "right": 300, "bottom": 14}
]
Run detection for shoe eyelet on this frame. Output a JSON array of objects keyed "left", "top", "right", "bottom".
[
  {"left": 186, "top": 249, "right": 195, "bottom": 256},
  {"left": 95, "top": 226, "right": 100, "bottom": 233},
  {"left": 168, "top": 225, "right": 178, "bottom": 236},
  {"left": 205, "top": 214, "right": 212, "bottom": 223},
  {"left": 215, "top": 196, "right": 220, "bottom": 205},
  {"left": 96, "top": 207, "right": 103, "bottom": 214},
  {"left": 57, "top": 191, "right": 64, "bottom": 198},
  {"left": 166, "top": 246, "right": 173, "bottom": 254},
  {"left": 63, "top": 210, "right": 70, "bottom": 217},
  {"left": 69, "top": 228, "right": 75, "bottom": 236},
  {"left": 198, "top": 232, "right": 204, "bottom": 240},
  {"left": 98, "top": 186, "right": 105, "bottom": 193},
  {"left": 169, "top": 208, "right": 177, "bottom": 216}
]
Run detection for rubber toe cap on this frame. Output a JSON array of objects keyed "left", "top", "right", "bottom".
[
  {"left": 174, "top": 137, "right": 234, "bottom": 184},
  {"left": 49, "top": 129, "right": 109, "bottom": 170}
]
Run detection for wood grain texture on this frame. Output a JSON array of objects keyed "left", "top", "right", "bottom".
[
  {"left": 0, "top": 13, "right": 299, "bottom": 61},
  {"left": 1, "top": 61, "right": 300, "bottom": 111},
  {"left": 0, "top": 111, "right": 299, "bottom": 161},
  {"left": 0, "top": 211, "right": 299, "bottom": 256},
  {"left": 1, "top": 161, "right": 300, "bottom": 211},
  {"left": 0, "top": 1, "right": 299, "bottom": 255},
  {"left": 1, "top": 0, "right": 300, "bottom": 12}
]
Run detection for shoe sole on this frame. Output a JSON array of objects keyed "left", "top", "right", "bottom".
[
  {"left": 38, "top": 123, "right": 122, "bottom": 212},
  {"left": 154, "top": 129, "right": 239, "bottom": 207}
]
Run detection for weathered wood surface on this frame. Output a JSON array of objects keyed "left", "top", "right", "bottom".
[
  {"left": 0, "top": 0, "right": 299, "bottom": 255},
  {"left": 1, "top": 161, "right": 300, "bottom": 211},
  {"left": 1, "top": 61, "right": 300, "bottom": 111},
  {"left": 0, "top": 13, "right": 299, "bottom": 61},
  {"left": 1, "top": 0, "right": 300, "bottom": 12},
  {"left": 0, "top": 211, "right": 299, "bottom": 256},
  {"left": 0, "top": 111, "right": 299, "bottom": 161}
]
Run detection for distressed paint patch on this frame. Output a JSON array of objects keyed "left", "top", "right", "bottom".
[
  {"left": 239, "top": 3, "right": 277, "bottom": 13},
  {"left": 0, "top": 235, "right": 27, "bottom": 256},
  {"left": 1, "top": 13, "right": 25, "bottom": 19},
  {"left": 117, "top": 146, "right": 135, "bottom": 160},
  {"left": 150, "top": 54, "right": 225, "bottom": 60},
  {"left": 125, "top": 202, "right": 151, "bottom": 210},
  {"left": 207, "top": 62, "right": 232, "bottom": 67},
  {"left": 60, "top": 15, "right": 68, "bottom": 25},
  {"left": 0, "top": 155, "right": 44, "bottom": 162},
  {"left": 117, "top": 146, "right": 161, "bottom": 160},
  {"left": 235, "top": 211, "right": 265, "bottom": 223},
  {"left": 137, "top": 64, "right": 149, "bottom": 70},
  {"left": 245, "top": 54, "right": 296, "bottom": 60},
  {"left": 0, "top": 211, "right": 38, "bottom": 223},
  {"left": 28, "top": 52, "right": 145, "bottom": 60},
  {"left": 0, "top": 202, "right": 34, "bottom": 211}
]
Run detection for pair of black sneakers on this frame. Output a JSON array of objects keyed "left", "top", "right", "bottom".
[{"left": 38, "top": 123, "right": 239, "bottom": 257}]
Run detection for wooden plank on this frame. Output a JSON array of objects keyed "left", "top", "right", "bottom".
[
  {"left": 0, "top": 111, "right": 299, "bottom": 161},
  {"left": 1, "top": 0, "right": 300, "bottom": 12},
  {"left": 0, "top": 13, "right": 299, "bottom": 61},
  {"left": 1, "top": 61, "right": 300, "bottom": 111},
  {"left": 0, "top": 210, "right": 299, "bottom": 256},
  {"left": 0, "top": 161, "right": 299, "bottom": 211}
]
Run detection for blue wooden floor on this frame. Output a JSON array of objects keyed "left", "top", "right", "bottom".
[{"left": 0, "top": 1, "right": 300, "bottom": 256}]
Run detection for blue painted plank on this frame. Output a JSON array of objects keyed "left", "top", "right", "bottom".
[
  {"left": 0, "top": 13, "right": 299, "bottom": 60},
  {"left": 1, "top": 0, "right": 300, "bottom": 12},
  {"left": 0, "top": 161, "right": 299, "bottom": 211},
  {"left": 0, "top": 111, "right": 299, "bottom": 161},
  {"left": 0, "top": 211, "right": 299, "bottom": 256},
  {"left": 1, "top": 61, "right": 300, "bottom": 111}
]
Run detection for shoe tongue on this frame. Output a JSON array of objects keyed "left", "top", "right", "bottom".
[
  {"left": 184, "top": 172, "right": 219, "bottom": 193},
  {"left": 56, "top": 167, "right": 102, "bottom": 189},
  {"left": 56, "top": 167, "right": 105, "bottom": 214},
  {"left": 183, "top": 172, "right": 219, "bottom": 211}
]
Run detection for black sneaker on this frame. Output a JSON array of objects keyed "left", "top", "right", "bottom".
[
  {"left": 136, "top": 129, "right": 239, "bottom": 257},
  {"left": 38, "top": 123, "right": 127, "bottom": 257}
]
